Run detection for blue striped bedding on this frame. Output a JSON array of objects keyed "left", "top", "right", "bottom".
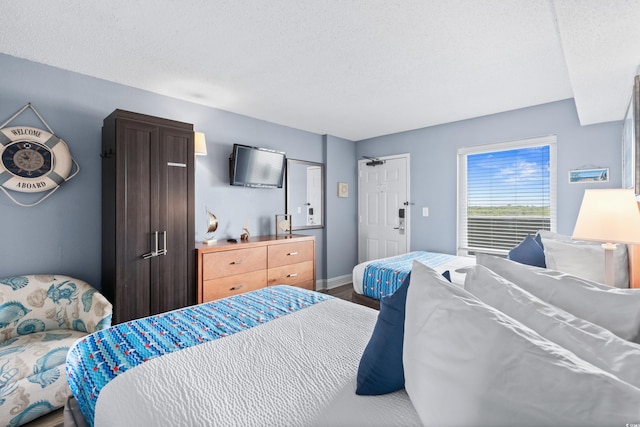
[
  {"left": 66, "top": 285, "right": 331, "bottom": 427},
  {"left": 362, "top": 251, "right": 457, "bottom": 299}
]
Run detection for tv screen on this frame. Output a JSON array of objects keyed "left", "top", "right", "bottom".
[{"left": 229, "top": 144, "right": 286, "bottom": 188}]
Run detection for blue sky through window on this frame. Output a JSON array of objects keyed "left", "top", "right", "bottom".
[{"left": 467, "top": 145, "right": 550, "bottom": 207}]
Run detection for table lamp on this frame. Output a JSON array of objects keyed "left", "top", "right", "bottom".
[
  {"left": 194, "top": 132, "right": 207, "bottom": 156},
  {"left": 572, "top": 189, "right": 640, "bottom": 286}
]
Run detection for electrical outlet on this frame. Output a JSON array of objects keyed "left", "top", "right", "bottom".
[{"left": 422, "top": 207, "right": 429, "bottom": 217}]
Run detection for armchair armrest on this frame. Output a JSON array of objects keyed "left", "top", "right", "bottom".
[
  {"left": 66, "top": 278, "right": 113, "bottom": 333},
  {"left": 0, "top": 274, "right": 112, "bottom": 341}
]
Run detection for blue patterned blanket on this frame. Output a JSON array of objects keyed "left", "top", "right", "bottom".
[
  {"left": 66, "top": 285, "right": 331, "bottom": 427},
  {"left": 362, "top": 251, "right": 457, "bottom": 299}
]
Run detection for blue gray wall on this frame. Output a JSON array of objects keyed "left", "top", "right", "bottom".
[
  {"left": 0, "top": 53, "right": 623, "bottom": 290},
  {"left": 0, "top": 54, "right": 329, "bottom": 288},
  {"left": 356, "top": 99, "right": 623, "bottom": 255},
  {"left": 324, "top": 135, "right": 358, "bottom": 281}
]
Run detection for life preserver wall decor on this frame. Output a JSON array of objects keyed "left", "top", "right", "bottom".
[{"left": 0, "top": 103, "right": 79, "bottom": 207}]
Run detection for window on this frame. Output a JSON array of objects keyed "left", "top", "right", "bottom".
[{"left": 457, "top": 136, "right": 557, "bottom": 256}]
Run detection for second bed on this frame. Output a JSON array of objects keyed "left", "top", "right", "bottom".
[{"left": 351, "top": 251, "right": 475, "bottom": 309}]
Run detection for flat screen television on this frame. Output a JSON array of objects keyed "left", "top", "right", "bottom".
[{"left": 229, "top": 144, "right": 286, "bottom": 188}]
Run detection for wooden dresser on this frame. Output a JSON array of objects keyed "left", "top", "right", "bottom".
[{"left": 196, "top": 235, "right": 316, "bottom": 303}]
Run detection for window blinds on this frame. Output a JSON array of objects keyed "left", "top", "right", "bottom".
[{"left": 457, "top": 136, "right": 557, "bottom": 256}]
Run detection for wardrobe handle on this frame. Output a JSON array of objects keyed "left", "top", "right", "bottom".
[
  {"left": 142, "top": 231, "right": 159, "bottom": 259},
  {"left": 231, "top": 260, "right": 244, "bottom": 265},
  {"left": 157, "top": 231, "right": 167, "bottom": 256},
  {"left": 288, "top": 252, "right": 298, "bottom": 256}
]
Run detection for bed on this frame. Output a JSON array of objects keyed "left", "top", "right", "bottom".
[
  {"left": 64, "top": 285, "right": 421, "bottom": 427},
  {"left": 65, "top": 261, "right": 640, "bottom": 426},
  {"left": 351, "top": 231, "right": 640, "bottom": 310},
  {"left": 351, "top": 251, "right": 475, "bottom": 309}
]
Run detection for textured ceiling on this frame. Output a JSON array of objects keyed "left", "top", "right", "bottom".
[{"left": 1, "top": 0, "right": 639, "bottom": 141}]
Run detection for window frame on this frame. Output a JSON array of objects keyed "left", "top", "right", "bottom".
[{"left": 457, "top": 135, "right": 557, "bottom": 256}]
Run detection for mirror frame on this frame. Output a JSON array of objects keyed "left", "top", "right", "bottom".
[{"left": 286, "top": 158, "right": 324, "bottom": 230}]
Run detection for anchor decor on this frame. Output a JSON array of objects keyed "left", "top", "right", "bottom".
[{"left": 0, "top": 103, "right": 79, "bottom": 207}]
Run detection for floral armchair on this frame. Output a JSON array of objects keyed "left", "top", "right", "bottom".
[{"left": 0, "top": 274, "right": 112, "bottom": 426}]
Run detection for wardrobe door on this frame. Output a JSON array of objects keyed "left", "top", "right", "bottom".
[
  {"left": 150, "top": 126, "right": 194, "bottom": 315},
  {"left": 114, "top": 119, "right": 157, "bottom": 322}
]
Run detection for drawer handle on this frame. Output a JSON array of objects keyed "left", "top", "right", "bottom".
[
  {"left": 230, "top": 260, "right": 244, "bottom": 265},
  {"left": 288, "top": 252, "right": 298, "bottom": 256},
  {"left": 287, "top": 273, "right": 298, "bottom": 278},
  {"left": 230, "top": 284, "right": 244, "bottom": 291}
]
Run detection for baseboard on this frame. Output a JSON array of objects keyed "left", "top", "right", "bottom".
[{"left": 316, "top": 274, "right": 352, "bottom": 291}]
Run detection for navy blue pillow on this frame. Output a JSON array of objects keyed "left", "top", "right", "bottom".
[
  {"left": 534, "top": 232, "right": 544, "bottom": 250},
  {"left": 508, "top": 234, "right": 546, "bottom": 268},
  {"left": 356, "top": 269, "right": 452, "bottom": 395},
  {"left": 356, "top": 272, "right": 411, "bottom": 395},
  {"left": 442, "top": 270, "right": 451, "bottom": 282}
]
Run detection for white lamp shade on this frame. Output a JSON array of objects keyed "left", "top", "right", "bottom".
[
  {"left": 573, "top": 189, "right": 640, "bottom": 245},
  {"left": 194, "top": 132, "right": 207, "bottom": 156}
]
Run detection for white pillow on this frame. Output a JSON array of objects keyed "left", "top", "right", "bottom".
[
  {"left": 404, "top": 260, "right": 640, "bottom": 427},
  {"left": 538, "top": 230, "right": 629, "bottom": 288},
  {"left": 464, "top": 264, "right": 640, "bottom": 388},
  {"left": 476, "top": 253, "right": 640, "bottom": 342},
  {"left": 536, "top": 229, "right": 573, "bottom": 242}
]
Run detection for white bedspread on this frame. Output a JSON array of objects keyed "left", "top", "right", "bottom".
[{"left": 93, "top": 298, "right": 420, "bottom": 427}]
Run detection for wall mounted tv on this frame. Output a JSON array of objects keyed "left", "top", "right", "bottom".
[{"left": 229, "top": 144, "right": 286, "bottom": 188}]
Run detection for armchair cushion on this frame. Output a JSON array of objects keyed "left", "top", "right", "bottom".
[
  {"left": 0, "top": 329, "right": 88, "bottom": 426},
  {"left": 0, "top": 274, "right": 112, "bottom": 426}
]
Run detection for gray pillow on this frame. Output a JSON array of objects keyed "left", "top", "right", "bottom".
[
  {"left": 476, "top": 253, "right": 640, "bottom": 342},
  {"left": 538, "top": 230, "right": 629, "bottom": 288},
  {"left": 464, "top": 264, "right": 640, "bottom": 388}
]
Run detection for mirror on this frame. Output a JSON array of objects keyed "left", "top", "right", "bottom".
[{"left": 286, "top": 159, "right": 324, "bottom": 230}]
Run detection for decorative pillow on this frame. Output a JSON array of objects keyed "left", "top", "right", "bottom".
[
  {"left": 508, "top": 234, "right": 546, "bottom": 268},
  {"left": 476, "top": 254, "right": 640, "bottom": 342},
  {"left": 441, "top": 270, "right": 451, "bottom": 282},
  {"left": 538, "top": 230, "right": 629, "bottom": 288},
  {"left": 404, "top": 260, "right": 640, "bottom": 427},
  {"left": 356, "top": 272, "right": 411, "bottom": 395},
  {"left": 355, "top": 267, "right": 455, "bottom": 396},
  {"left": 534, "top": 232, "right": 543, "bottom": 248},
  {"left": 464, "top": 264, "right": 640, "bottom": 388}
]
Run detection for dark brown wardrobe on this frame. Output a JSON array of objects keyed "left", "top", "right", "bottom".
[{"left": 102, "top": 110, "right": 195, "bottom": 323}]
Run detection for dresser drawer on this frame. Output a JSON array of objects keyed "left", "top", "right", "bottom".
[
  {"left": 268, "top": 241, "right": 314, "bottom": 268},
  {"left": 202, "top": 270, "right": 267, "bottom": 302},
  {"left": 202, "top": 247, "right": 266, "bottom": 280},
  {"left": 268, "top": 260, "right": 314, "bottom": 287}
]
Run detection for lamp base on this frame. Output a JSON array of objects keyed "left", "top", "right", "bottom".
[{"left": 602, "top": 242, "right": 616, "bottom": 287}]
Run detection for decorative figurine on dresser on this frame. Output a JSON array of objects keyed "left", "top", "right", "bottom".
[{"left": 101, "top": 110, "right": 195, "bottom": 323}]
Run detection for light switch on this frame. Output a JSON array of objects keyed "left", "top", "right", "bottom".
[
  {"left": 422, "top": 207, "right": 429, "bottom": 217},
  {"left": 297, "top": 206, "right": 302, "bottom": 214}
]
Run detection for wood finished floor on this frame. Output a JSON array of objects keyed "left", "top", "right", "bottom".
[
  {"left": 23, "top": 284, "right": 354, "bottom": 427},
  {"left": 323, "top": 283, "right": 353, "bottom": 301},
  {"left": 23, "top": 409, "right": 63, "bottom": 427}
]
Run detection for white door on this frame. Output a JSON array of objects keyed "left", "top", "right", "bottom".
[{"left": 358, "top": 155, "right": 410, "bottom": 263}]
